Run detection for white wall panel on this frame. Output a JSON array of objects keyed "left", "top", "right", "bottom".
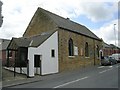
[{"left": 28, "top": 31, "right": 58, "bottom": 77}]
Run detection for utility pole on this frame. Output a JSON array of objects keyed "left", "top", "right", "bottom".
[
  {"left": 114, "top": 24, "right": 116, "bottom": 46},
  {"left": 114, "top": 24, "right": 116, "bottom": 53}
]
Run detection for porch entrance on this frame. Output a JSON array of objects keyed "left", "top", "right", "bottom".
[{"left": 34, "top": 55, "right": 41, "bottom": 75}]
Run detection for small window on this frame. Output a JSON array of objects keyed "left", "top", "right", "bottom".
[{"left": 51, "top": 49, "right": 55, "bottom": 57}]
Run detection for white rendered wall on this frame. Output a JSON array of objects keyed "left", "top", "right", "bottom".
[{"left": 28, "top": 31, "right": 58, "bottom": 77}]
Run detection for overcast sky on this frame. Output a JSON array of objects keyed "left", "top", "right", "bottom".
[{"left": 0, "top": 0, "right": 119, "bottom": 47}]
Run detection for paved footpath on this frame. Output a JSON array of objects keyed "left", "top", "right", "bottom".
[
  {"left": 2, "top": 65, "right": 98, "bottom": 88},
  {"left": 2, "top": 68, "right": 27, "bottom": 87},
  {"left": 2, "top": 64, "right": 119, "bottom": 88}
]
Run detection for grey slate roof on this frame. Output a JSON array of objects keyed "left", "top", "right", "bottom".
[
  {"left": 13, "top": 38, "right": 31, "bottom": 47},
  {"left": 8, "top": 31, "right": 54, "bottom": 49},
  {"left": 103, "top": 42, "right": 120, "bottom": 49},
  {"left": 103, "top": 42, "right": 111, "bottom": 48},
  {"left": 38, "top": 7, "right": 101, "bottom": 40},
  {"left": 0, "top": 39, "right": 10, "bottom": 50},
  {"left": 28, "top": 31, "right": 54, "bottom": 47},
  {"left": 109, "top": 44, "right": 120, "bottom": 49}
]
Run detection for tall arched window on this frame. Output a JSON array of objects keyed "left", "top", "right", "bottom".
[
  {"left": 96, "top": 45, "right": 99, "bottom": 57},
  {"left": 85, "top": 42, "right": 89, "bottom": 57},
  {"left": 68, "top": 38, "right": 74, "bottom": 56}
]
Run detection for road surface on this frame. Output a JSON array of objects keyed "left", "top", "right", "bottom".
[{"left": 8, "top": 63, "right": 120, "bottom": 88}]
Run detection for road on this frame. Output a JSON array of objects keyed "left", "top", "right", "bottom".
[{"left": 9, "top": 63, "right": 119, "bottom": 88}]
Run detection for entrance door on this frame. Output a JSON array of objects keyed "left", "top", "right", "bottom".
[{"left": 34, "top": 55, "right": 41, "bottom": 75}]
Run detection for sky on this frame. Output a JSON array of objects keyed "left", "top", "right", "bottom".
[{"left": 0, "top": 0, "right": 119, "bottom": 47}]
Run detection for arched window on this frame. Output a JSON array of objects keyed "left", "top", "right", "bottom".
[
  {"left": 68, "top": 38, "right": 74, "bottom": 56},
  {"left": 96, "top": 45, "right": 99, "bottom": 57},
  {"left": 85, "top": 42, "right": 89, "bottom": 57}
]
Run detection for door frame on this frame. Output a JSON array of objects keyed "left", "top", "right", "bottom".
[{"left": 34, "top": 54, "right": 42, "bottom": 75}]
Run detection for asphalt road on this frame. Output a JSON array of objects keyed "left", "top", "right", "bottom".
[{"left": 10, "top": 63, "right": 119, "bottom": 88}]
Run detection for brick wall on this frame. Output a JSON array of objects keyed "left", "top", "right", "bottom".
[
  {"left": 2, "top": 50, "right": 15, "bottom": 66},
  {"left": 103, "top": 48, "right": 120, "bottom": 56},
  {"left": 23, "top": 9, "right": 57, "bottom": 37},
  {"left": 2, "top": 50, "right": 6, "bottom": 65},
  {"left": 58, "top": 29, "right": 102, "bottom": 72}
]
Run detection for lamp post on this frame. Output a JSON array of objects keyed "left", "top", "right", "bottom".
[{"left": 114, "top": 24, "right": 116, "bottom": 53}]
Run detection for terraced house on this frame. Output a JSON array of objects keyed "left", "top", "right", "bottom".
[{"left": 8, "top": 7, "right": 102, "bottom": 77}]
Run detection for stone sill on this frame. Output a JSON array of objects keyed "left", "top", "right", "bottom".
[
  {"left": 68, "top": 56, "right": 75, "bottom": 58},
  {"left": 85, "top": 57, "right": 90, "bottom": 58}
]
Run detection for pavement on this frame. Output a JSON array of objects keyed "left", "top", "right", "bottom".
[
  {"left": 2, "top": 64, "right": 119, "bottom": 88},
  {"left": 2, "top": 67, "right": 47, "bottom": 88},
  {"left": 2, "top": 65, "right": 98, "bottom": 88},
  {"left": 3, "top": 75, "right": 42, "bottom": 88}
]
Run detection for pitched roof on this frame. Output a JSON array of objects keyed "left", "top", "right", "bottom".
[
  {"left": 28, "top": 31, "right": 54, "bottom": 47},
  {"left": 38, "top": 7, "right": 101, "bottom": 40},
  {"left": 13, "top": 38, "right": 31, "bottom": 47},
  {"left": 109, "top": 44, "right": 120, "bottom": 49},
  {"left": 0, "top": 39, "right": 10, "bottom": 50},
  {"left": 103, "top": 42, "right": 120, "bottom": 49},
  {"left": 8, "top": 31, "right": 55, "bottom": 50},
  {"left": 103, "top": 42, "right": 111, "bottom": 48}
]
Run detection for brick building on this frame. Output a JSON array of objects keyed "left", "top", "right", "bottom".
[
  {"left": 8, "top": 7, "right": 102, "bottom": 77},
  {"left": 102, "top": 42, "right": 120, "bottom": 56},
  {"left": 0, "top": 39, "right": 15, "bottom": 66}
]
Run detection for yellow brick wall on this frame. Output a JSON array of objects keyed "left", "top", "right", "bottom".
[
  {"left": 58, "top": 29, "right": 102, "bottom": 72},
  {"left": 23, "top": 9, "right": 57, "bottom": 37}
]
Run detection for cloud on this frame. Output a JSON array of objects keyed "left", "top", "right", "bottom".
[
  {"left": 92, "top": 19, "right": 119, "bottom": 46},
  {"left": 0, "top": 0, "right": 39, "bottom": 39},
  {"left": 0, "top": 0, "right": 118, "bottom": 44},
  {"left": 80, "top": 2, "right": 117, "bottom": 22},
  {"left": 39, "top": 1, "right": 118, "bottom": 22}
]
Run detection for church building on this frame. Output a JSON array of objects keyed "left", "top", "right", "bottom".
[{"left": 8, "top": 7, "right": 102, "bottom": 77}]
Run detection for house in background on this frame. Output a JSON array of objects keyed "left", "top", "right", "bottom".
[
  {"left": 7, "top": 7, "right": 102, "bottom": 77},
  {"left": 109, "top": 44, "right": 120, "bottom": 54},
  {"left": 102, "top": 42, "right": 120, "bottom": 57},
  {"left": 0, "top": 39, "right": 15, "bottom": 66}
]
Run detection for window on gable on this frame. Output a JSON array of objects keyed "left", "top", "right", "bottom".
[
  {"left": 51, "top": 49, "right": 55, "bottom": 58},
  {"left": 85, "top": 42, "right": 89, "bottom": 57},
  {"left": 68, "top": 38, "right": 74, "bottom": 56}
]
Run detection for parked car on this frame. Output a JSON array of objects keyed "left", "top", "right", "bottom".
[
  {"left": 101, "top": 56, "right": 117, "bottom": 66},
  {"left": 111, "top": 53, "right": 120, "bottom": 62},
  {"left": 109, "top": 56, "right": 117, "bottom": 64}
]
